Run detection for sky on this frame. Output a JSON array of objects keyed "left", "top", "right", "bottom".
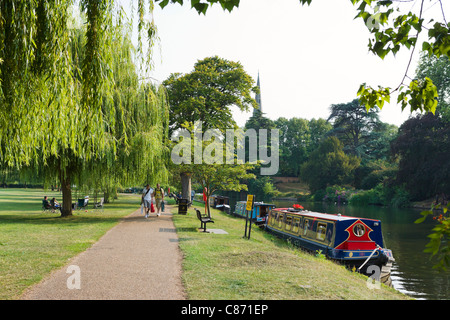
[{"left": 121, "top": 0, "right": 448, "bottom": 127}]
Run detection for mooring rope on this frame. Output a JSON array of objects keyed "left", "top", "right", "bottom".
[{"left": 357, "top": 245, "right": 381, "bottom": 272}]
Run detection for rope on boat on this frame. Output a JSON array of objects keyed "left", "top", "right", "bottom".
[{"left": 357, "top": 245, "right": 381, "bottom": 272}]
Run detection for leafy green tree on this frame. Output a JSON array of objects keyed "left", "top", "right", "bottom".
[
  {"left": 415, "top": 203, "right": 450, "bottom": 271},
  {"left": 307, "top": 118, "right": 333, "bottom": 154},
  {"left": 391, "top": 112, "right": 450, "bottom": 201},
  {"left": 164, "top": 56, "right": 258, "bottom": 136},
  {"left": 245, "top": 110, "right": 274, "bottom": 132},
  {"left": 327, "top": 99, "right": 382, "bottom": 159},
  {"left": 164, "top": 56, "right": 258, "bottom": 199},
  {"left": 413, "top": 52, "right": 450, "bottom": 270},
  {"left": 170, "top": 128, "right": 256, "bottom": 217},
  {"left": 327, "top": 99, "right": 398, "bottom": 188},
  {"left": 300, "top": 136, "right": 360, "bottom": 194},
  {"left": 192, "top": 162, "right": 255, "bottom": 217},
  {"left": 274, "top": 117, "right": 310, "bottom": 177},
  {"left": 416, "top": 54, "right": 450, "bottom": 122}
]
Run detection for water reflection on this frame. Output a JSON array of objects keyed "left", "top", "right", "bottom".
[{"left": 272, "top": 200, "right": 449, "bottom": 300}]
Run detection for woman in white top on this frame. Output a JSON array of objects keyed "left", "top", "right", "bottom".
[{"left": 142, "top": 184, "right": 153, "bottom": 218}]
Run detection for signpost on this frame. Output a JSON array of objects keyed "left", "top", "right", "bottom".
[
  {"left": 203, "top": 187, "right": 207, "bottom": 216},
  {"left": 244, "top": 195, "right": 254, "bottom": 239}
]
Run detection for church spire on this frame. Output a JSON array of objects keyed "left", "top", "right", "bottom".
[{"left": 254, "top": 71, "right": 262, "bottom": 115}]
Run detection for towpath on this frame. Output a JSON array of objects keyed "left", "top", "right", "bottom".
[{"left": 21, "top": 205, "right": 186, "bottom": 300}]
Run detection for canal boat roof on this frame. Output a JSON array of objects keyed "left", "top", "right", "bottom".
[
  {"left": 273, "top": 207, "right": 380, "bottom": 222},
  {"left": 237, "top": 201, "right": 275, "bottom": 206}
]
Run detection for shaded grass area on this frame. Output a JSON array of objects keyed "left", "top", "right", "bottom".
[
  {"left": 0, "top": 188, "right": 140, "bottom": 300},
  {"left": 173, "top": 201, "right": 409, "bottom": 300}
]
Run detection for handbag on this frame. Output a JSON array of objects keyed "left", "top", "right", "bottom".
[{"left": 151, "top": 202, "right": 155, "bottom": 213}]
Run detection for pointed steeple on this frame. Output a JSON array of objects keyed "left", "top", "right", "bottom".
[{"left": 254, "top": 71, "right": 262, "bottom": 115}]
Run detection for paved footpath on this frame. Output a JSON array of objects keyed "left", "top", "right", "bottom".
[{"left": 21, "top": 205, "right": 186, "bottom": 300}]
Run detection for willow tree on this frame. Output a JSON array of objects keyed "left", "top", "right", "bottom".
[{"left": 0, "top": 0, "right": 166, "bottom": 216}]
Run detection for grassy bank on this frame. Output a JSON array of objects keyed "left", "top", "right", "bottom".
[
  {"left": 173, "top": 201, "right": 409, "bottom": 300},
  {"left": 0, "top": 188, "right": 139, "bottom": 300}
]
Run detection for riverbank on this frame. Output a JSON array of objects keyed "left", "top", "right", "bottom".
[
  {"left": 0, "top": 188, "right": 410, "bottom": 300},
  {"left": 272, "top": 180, "right": 441, "bottom": 212},
  {"left": 174, "top": 201, "right": 409, "bottom": 300}
]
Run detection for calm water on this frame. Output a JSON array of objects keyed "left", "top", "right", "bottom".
[{"left": 224, "top": 193, "right": 449, "bottom": 300}]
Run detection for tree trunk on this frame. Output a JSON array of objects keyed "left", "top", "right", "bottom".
[
  {"left": 180, "top": 172, "right": 191, "bottom": 202},
  {"left": 104, "top": 190, "right": 110, "bottom": 203},
  {"left": 205, "top": 192, "right": 212, "bottom": 218},
  {"left": 60, "top": 173, "right": 73, "bottom": 217}
]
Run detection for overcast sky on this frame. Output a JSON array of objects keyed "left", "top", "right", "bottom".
[{"left": 121, "top": 0, "right": 448, "bottom": 127}]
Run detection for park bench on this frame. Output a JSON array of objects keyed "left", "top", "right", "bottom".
[{"left": 195, "top": 208, "right": 214, "bottom": 232}]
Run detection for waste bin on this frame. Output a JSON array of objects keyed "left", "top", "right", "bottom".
[{"left": 178, "top": 198, "right": 189, "bottom": 215}]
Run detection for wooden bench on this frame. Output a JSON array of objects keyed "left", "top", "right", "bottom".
[{"left": 195, "top": 208, "right": 214, "bottom": 232}]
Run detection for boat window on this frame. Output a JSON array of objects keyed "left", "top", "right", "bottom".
[
  {"left": 270, "top": 211, "right": 276, "bottom": 225},
  {"left": 353, "top": 223, "right": 365, "bottom": 237},
  {"left": 293, "top": 218, "right": 300, "bottom": 234},
  {"left": 278, "top": 214, "right": 284, "bottom": 228},
  {"left": 303, "top": 219, "right": 309, "bottom": 236},
  {"left": 260, "top": 207, "right": 266, "bottom": 216},
  {"left": 285, "top": 216, "right": 292, "bottom": 231},
  {"left": 316, "top": 223, "right": 327, "bottom": 241}
]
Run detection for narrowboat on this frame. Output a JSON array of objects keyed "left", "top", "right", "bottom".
[
  {"left": 212, "top": 195, "right": 230, "bottom": 212},
  {"left": 234, "top": 201, "right": 276, "bottom": 225},
  {"left": 266, "top": 207, "right": 395, "bottom": 285}
]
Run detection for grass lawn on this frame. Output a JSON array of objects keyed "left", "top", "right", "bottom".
[
  {"left": 0, "top": 188, "right": 140, "bottom": 300},
  {"left": 0, "top": 189, "right": 410, "bottom": 300},
  {"left": 173, "top": 201, "right": 409, "bottom": 300}
]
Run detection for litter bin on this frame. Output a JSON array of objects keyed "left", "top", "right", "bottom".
[{"left": 178, "top": 198, "right": 189, "bottom": 215}]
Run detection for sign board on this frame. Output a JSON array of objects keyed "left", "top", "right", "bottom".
[{"left": 246, "top": 195, "right": 254, "bottom": 211}]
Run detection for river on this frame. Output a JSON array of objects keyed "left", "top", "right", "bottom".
[{"left": 223, "top": 193, "right": 449, "bottom": 300}]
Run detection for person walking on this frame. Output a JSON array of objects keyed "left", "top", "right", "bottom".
[
  {"left": 142, "top": 184, "right": 153, "bottom": 218},
  {"left": 153, "top": 183, "right": 164, "bottom": 217}
]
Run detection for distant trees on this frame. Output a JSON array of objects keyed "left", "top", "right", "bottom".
[
  {"left": 300, "top": 137, "right": 360, "bottom": 194},
  {"left": 391, "top": 112, "right": 450, "bottom": 201},
  {"left": 327, "top": 99, "right": 382, "bottom": 159},
  {"left": 270, "top": 117, "right": 331, "bottom": 177},
  {"left": 416, "top": 54, "right": 450, "bottom": 122}
]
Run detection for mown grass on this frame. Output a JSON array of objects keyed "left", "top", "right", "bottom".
[
  {"left": 173, "top": 201, "right": 410, "bottom": 300},
  {"left": 0, "top": 188, "right": 140, "bottom": 300},
  {"left": 0, "top": 189, "right": 410, "bottom": 300}
]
